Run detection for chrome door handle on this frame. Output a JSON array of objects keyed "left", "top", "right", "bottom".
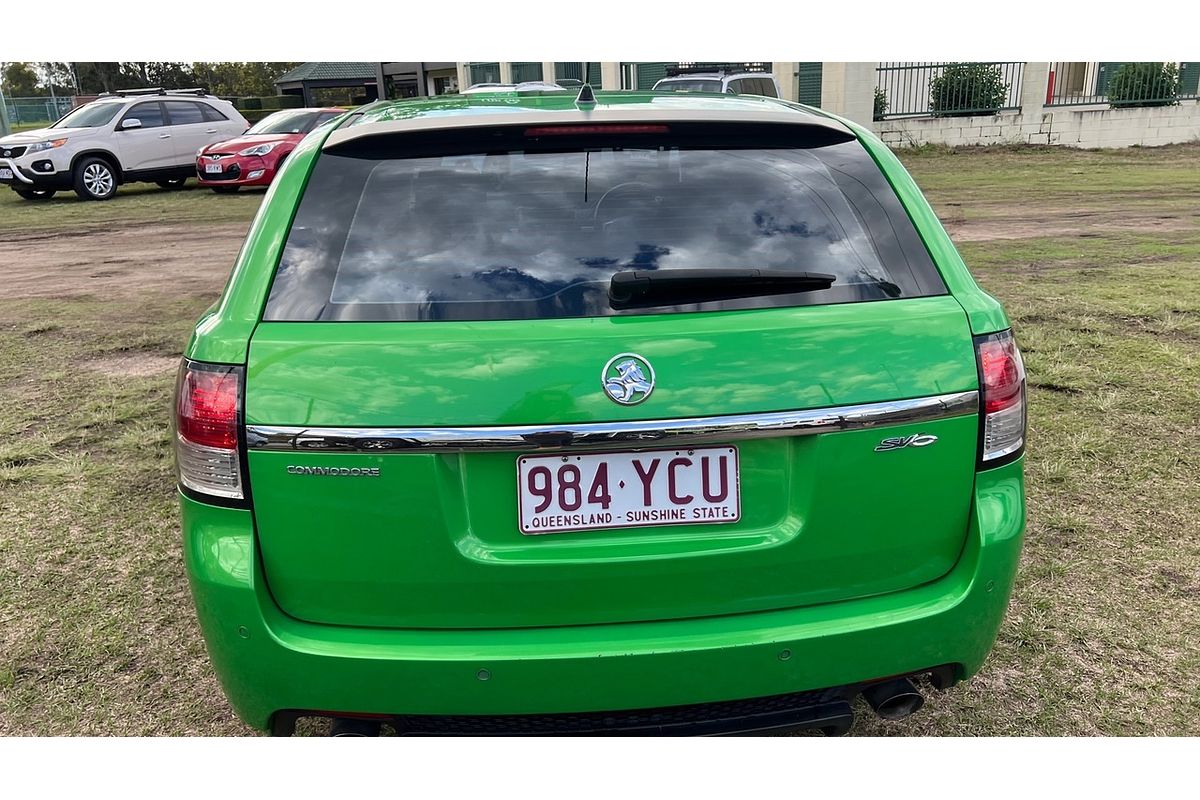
[
  {"left": 158, "top": 133, "right": 171, "bottom": 139},
  {"left": 204, "top": 129, "right": 217, "bottom": 133}
]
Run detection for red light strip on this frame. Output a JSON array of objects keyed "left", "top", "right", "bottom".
[{"left": 524, "top": 124, "right": 670, "bottom": 136}]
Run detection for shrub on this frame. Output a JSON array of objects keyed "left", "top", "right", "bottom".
[
  {"left": 235, "top": 95, "right": 303, "bottom": 112},
  {"left": 929, "top": 63, "right": 1009, "bottom": 117},
  {"left": 240, "top": 109, "right": 272, "bottom": 124},
  {"left": 1107, "top": 62, "right": 1179, "bottom": 107},
  {"left": 873, "top": 87, "right": 888, "bottom": 121}
]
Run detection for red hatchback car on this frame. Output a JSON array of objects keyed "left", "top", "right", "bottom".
[{"left": 196, "top": 107, "right": 346, "bottom": 192}]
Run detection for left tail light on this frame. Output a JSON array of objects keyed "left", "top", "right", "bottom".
[{"left": 175, "top": 360, "right": 244, "bottom": 501}]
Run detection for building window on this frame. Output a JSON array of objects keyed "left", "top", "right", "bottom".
[
  {"left": 510, "top": 62, "right": 543, "bottom": 83},
  {"left": 468, "top": 63, "right": 501, "bottom": 85}
]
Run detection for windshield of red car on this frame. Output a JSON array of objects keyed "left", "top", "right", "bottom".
[{"left": 247, "top": 110, "right": 339, "bottom": 136}]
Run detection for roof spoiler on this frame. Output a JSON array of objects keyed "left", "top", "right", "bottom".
[{"left": 322, "top": 107, "right": 855, "bottom": 152}]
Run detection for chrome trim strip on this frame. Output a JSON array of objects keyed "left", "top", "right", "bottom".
[{"left": 246, "top": 391, "right": 978, "bottom": 454}]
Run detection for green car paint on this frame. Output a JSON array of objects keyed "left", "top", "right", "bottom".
[
  {"left": 182, "top": 458, "right": 1023, "bottom": 727},
  {"left": 178, "top": 91, "right": 1025, "bottom": 733},
  {"left": 245, "top": 299, "right": 980, "bottom": 631}
]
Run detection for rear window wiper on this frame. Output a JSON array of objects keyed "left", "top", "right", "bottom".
[{"left": 608, "top": 268, "right": 836, "bottom": 310}]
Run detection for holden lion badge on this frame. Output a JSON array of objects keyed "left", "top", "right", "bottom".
[{"left": 602, "top": 353, "right": 655, "bottom": 406}]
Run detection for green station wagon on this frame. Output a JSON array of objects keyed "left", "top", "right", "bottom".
[{"left": 175, "top": 88, "right": 1027, "bottom": 736}]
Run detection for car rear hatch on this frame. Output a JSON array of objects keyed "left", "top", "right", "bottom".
[{"left": 243, "top": 119, "right": 980, "bottom": 629}]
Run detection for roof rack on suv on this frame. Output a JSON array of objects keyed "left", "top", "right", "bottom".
[
  {"left": 462, "top": 81, "right": 569, "bottom": 95},
  {"left": 665, "top": 63, "right": 770, "bottom": 77},
  {"left": 101, "top": 87, "right": 210, "bottom": 98}
]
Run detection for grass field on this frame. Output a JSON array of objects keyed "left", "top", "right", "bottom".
[
  {"left": 0, "top": 180, "right": 263, "bottom": 231},
  {"left": 1, "top": 145, "right": 1199, "bottom": 735}
]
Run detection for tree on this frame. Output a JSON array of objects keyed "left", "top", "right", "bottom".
[
  {"left": 64, "top": 61, "right": 301, "bottom": 97},
  {"left": 73, "top": 62, "right": 127, "bottom": 94},
  {"left": 190, "top": 62, "right": 238, "bottom": 95},
  {"left": 39, "top": 62, "right": 77, "bottom": 95},
  {"left": 147, "top": 62, "right": 195, "bottom": 88},
  {"left": 238, "top": 62, "right": 301, "bottom": 96},
  {"left": 191, "top": 62, "right": 299, "bottom": 96},
  {"left": 121, "top": 62, "right": 152, "bottom": 88},
  {"left": 1107, "top": 62, "right": 1180, "bottom": 108},
  {"left": 2, "top": 62, "right": 40, "bottom": 96}
]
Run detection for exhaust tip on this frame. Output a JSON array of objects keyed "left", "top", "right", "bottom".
[{"left": 862, "top": 678, "right": 925, "bottom": 721}]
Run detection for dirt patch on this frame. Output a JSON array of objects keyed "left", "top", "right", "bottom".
[
  {"left": 943, "top": 207, "right": 1199, "bottom": 243},
  {"left": 6, "top": 204, "right": 1192, "bottom": 297},
  {"left": 4, "top": 222, "right": 249, "bottom": 300},
  {"left": 83, "top": 353, "right": 180, "bottom": 378}
]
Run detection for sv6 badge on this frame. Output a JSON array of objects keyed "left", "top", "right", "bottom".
[{"left": 874, "top": 434, "right": 938, "bottom": 452}]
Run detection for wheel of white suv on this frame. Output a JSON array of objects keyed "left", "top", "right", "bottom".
[
  {"left": 156, "top": 178, "right": 188, "bottom": 190},
  {"left": 14, "top": 188, "right": 56, "bottom": 201},
  {"left": 73, "top": 157, "right": 118, "bottom": 201}
]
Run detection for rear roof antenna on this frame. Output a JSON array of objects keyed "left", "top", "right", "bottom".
[{"left": 575, "top": 83, "right": 597, "bottom": 106}]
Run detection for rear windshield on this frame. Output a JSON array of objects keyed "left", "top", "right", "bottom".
[{"left": 264, "top": 124, "right": 945, "bottom": 322}]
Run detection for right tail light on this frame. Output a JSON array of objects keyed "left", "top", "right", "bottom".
[{"left": 975, "top": 330, "right": 1026, "bottom": 467}]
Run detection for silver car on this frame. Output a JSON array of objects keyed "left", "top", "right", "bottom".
[{"left": 652, "top": 69, "right": 782, "bottom": 98}]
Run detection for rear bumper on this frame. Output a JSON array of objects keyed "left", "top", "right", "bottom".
[
  {"left": 182, "top": 458, "right": 1024, "bottom": 733},
  {"left": 268, "top": 679, "right": 938, "bottom": 735}
]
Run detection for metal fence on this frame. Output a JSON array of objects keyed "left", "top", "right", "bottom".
[
  {"left": 554, "top": 62, "right": 603, "bottom": 86},
  {"left": 2, "top": 95, "right": 75, "bottom": 128},
  {"left": 1045, "top": 62, "right": 1200, "bottom": 107},
  {"left": 510, "top": 62, "right": 544, "bottom": 84},
  {"left": 874, "top": 62, "right": 1024, "bottom": 119}
]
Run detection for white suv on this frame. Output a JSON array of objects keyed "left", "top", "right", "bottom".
[
  {"left": 0, "top": 88, "right": 248, "bottom": 201},
  {"left": 652, "top": 69, "right": 782, "bottom": 99}
]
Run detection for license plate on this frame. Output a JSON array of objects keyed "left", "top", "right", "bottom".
[
  {"left": 0, "top": 168, "right": 12, "bottom": 180},
  {"left": 204, "top": 163, "right": 223, "bottom": 174},
  {"left": 517, "top": 446, "right": 740, "bottom": 535}
]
